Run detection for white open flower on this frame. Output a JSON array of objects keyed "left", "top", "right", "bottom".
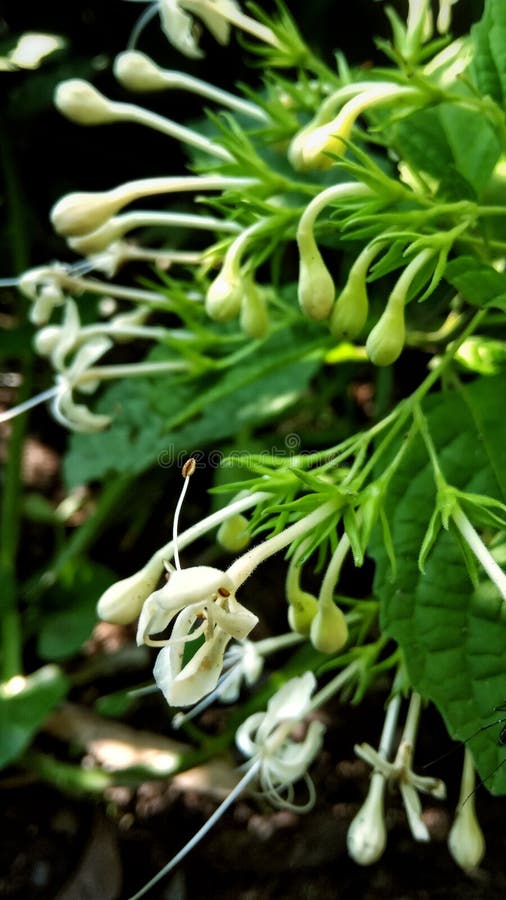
[
  {"left": 235, "top": 671, "right": 325, "bottom": 811},
  {"left": 125, "top": 0, "right": 237, "bottom": 57},
  {"left": 137, "top": 565, "right": 258, "bottom": 707}
]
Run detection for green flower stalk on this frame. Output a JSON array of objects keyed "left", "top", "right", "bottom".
[
  {"left": 285, "top": 541, "right": 319, "bottom": 636},
  {"left": 366, "top": 248, "right": 434, "bottom": 366}
]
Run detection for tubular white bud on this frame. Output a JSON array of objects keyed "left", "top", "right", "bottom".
[
  {"left": 114, "top": 50, "right": 168, "bottom": 92},
  {"left": 96, "top": 558, "right": 164, "bottom": 625},
  {"left": 55, "top": 79, "right": 117, "bottom": 125}
]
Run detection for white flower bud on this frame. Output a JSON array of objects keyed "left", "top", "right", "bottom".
[
  {"left": 55, "top": 79, "right": 117, "bottom": 125},
  {"left": 96, "top": 558, "right": 164, "bottom": 625},
  {"left": 347, "top": 772, "right": 388, "bottom": 865},
  {"left": 310, "top": 602, "right": 348, "bottom": 653},
  {"left": 51, "top": 191, "right": 121, "bottom": 237},
  {"left": 33, "top": 326, "right": 61, "bottom": 357},
  {"left": 114, "top": 51, "right": 168, "bottom": 92}
]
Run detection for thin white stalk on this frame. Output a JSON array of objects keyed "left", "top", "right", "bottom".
[
  {"left": 0, "top": 385, "right": 59, "bottom": 424},
  {"left": 378, "top": 693, "right": 402, "bottom": 759},
  {"left": 152, "top": 70, "right": 269, "bottom": 121},
  {"left": 452, "top": 505, "right": 506, "bottom": 601},
  {"left": 106, "top": 98, "right": 232, "bottom": 160},
  {"left": 127, "top": 761, "right": 260, "bottom": 900},
  {"left": 60, "top": 273, "right": 171, "bottom": 306}
]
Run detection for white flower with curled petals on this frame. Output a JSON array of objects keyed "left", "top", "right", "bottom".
[
  {"left": 235, "top": 671, "right": 325, "bottom": 811},
  {"left": 137, "top": 565, "right": 258, "bottom": 707}
]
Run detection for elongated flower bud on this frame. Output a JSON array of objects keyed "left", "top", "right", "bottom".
[
  {"left": 114, "top": 50, "right": 168, "bottom": 92},
  {"left": 330, "top": 243, "right": 382, "bottom": 341},
  {"left": 366, "top": 248, "right": 433, "bottom": 366},
  {"left": 448, "top": 750, "right": 485, "bottom": 871},
  {"left": 310, "top": 602, "right": 348, "bottom": 653},
  {"left": 97, "top": 558, "right": 163, "bottom": 625},
  {"left": 217, "top": 514, "right": 251, "bottom": 553},
  {"left": 347, "top": 772, "right": 388, "bottom": 865},
  {"left": 205, "top": 261, "right": 244, "bottom": 322},
  {"left": 366, "top": 294, "right": 405, "bottom": 366},
  {"left": 55, "top": 79, "right": 117, "bottom": 125},
  {"left": 240, "top": 279, "right": 269, "bottom": 339},
  {"left": 297, "top": 232, "right": 335, "bottom": 320}
]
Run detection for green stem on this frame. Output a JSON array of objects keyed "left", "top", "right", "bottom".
[{"left": 0, "top": 127, "right": 30, "bottom": 679}]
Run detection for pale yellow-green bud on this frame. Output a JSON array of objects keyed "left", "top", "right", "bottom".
[
  {"left": 297, "top": 232, "right": 335, "bottom": 320},
  {"left": 329, "top": 243, "right": 381, "bottom": 341},
  {"left": 217, "top": 514, "right": 251, "bottom": 553},
  {"left": 114, "top": 50, "right": 168, "bottom": 92},
  {"left": 366, "top": 296, "right": 405, "bottom": 367},
  {"left": 96, "top": 558, "right": 163, "bottom": 625},
  {"left": 330, "top": 269, "right": 369, "bottom": 341},
  {"left": 240, "top": 279, "right": 269, "bottom": 339},
  {"left": 33, "top": 326, "right": 61, "bottom": 357},
  {"left": 287, "top": 590, "right": 319, "bottom": 636},
  {"left": 310, "top": 602, "right": 348, "bottom": 653},
  {"left": 51, "top": 191, "right": 121, "bottom": 237},
  {"left": 205, "top": 262, "right": 244, "bottom": 322},
  {"left": 69, "top": 220, "right": 122, "bottom": 255},
  {"left": 55, "top": 79, "right": 116, "bottom": 125},
  {"left": 299, "top": 116, "right": 353, "bottom": 171}
]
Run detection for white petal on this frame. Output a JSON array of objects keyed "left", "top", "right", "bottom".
[
  {"left": 156, "top": 627, "right": 231, "bottom": 706},
  {"left": 51, "top": 383, "right": 112, "bottom": 433},
  {"left": 266, "top": 671, "right": 316, "bottom": 723},
  {"left": 158, "top": 0, "right": 204, "bottom": 58}
]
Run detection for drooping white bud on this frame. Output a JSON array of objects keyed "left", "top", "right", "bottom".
[{"left": 97, "top": 558, "right": 164, "bottom": 625}]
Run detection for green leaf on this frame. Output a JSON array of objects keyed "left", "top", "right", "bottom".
[
  {"left": 392, "top": 104, "right": 500, "bottom": 198},
  {"left": 445, "top": 256, "right": 506, "bottom": 309},
  {"left": 0, "top": 665, "right": 69, "bottom": 769},
  {"left": 63, "top": 325, "right": 322, "bottom": 487},
  {"left": 470, "top": 0, "right": 506, "bottom": 107},
  {"left": 371, "top": 375, "right": 506, "bottom": 793}
]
